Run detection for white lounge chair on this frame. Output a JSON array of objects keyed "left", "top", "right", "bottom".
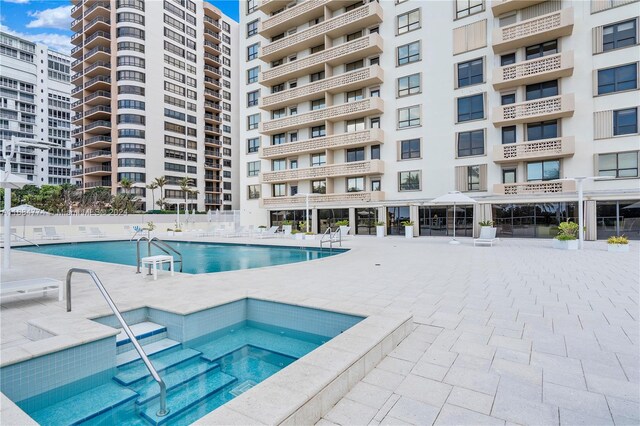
[
  {"left": 43, "top": 227, "right": 64, "bottom": 240},
  {"left": 88, "top": 227, "right": 107, "bottom": 238},
  {"left": 258, "top": 225, "right": 280, "bottom": 238},
  {"left": 32, "top": 227, "right": 44, "bottom": 239},
  {"left": 474, "top": 227, "right": 499, "bottom": 246},
  {"left": 1, "top": 278, "right": 64, "bottom": 301}
]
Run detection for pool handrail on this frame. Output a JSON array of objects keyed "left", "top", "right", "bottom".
[
  {"left": 65, "top": 268, "right": 170, "bottom": 417},
  {"left": 320, "top": 226, "right": 342, "bottom": 251},
  {"left": 135, "top": 236, "right": 183, "bottom": 273}
]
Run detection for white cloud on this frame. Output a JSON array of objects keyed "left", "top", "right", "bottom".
[
  {"left": 0, "top": 24, "right": 72, "bottom": 54},
  {"left": 4, "top": 0, "right": 30, "bottom": 4},
  {"left": 26, "top": 5, "right": 72, "bottom": 30}
]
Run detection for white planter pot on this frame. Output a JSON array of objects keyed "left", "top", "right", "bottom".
[
  {"left": 339, "top": 225, "right": 349, "bottom": 236},
  {"left": 304, "top": 234, "right": 315, "bottom": 240},
  {"left": 376, "top": 226, "right": 385, "bottom": 238},
  {"left": 608, "top": 244, "right": 629, "bottom": 252},
  {"left": 167, "top": 231, "right": 174, "bottom": 237},
  {"left": 294, "top": 233, "right": 304, "bottom": 240},
  {"left": 283, "top": 225, "right": 292, "bottom": 236},
  {"left": 552, "top": 239, "right": 578, "bottom": 250},
  {"left": 479, "top": 226, "right": 496, "bottom": 239},
  {"left": 404, "top": 226, "right": 413, "bottom": 238},
  {"left": 174, "top": 231, "right": 183, "bottom": 236}
]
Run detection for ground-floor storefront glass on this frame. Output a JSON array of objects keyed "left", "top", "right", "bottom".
[
  {"left": 269, "top": 210, "right": 306, "bottom": 230},
  {"left": 596, "top": 200, "right": 640, "bottom": 240},
  {"left": 355, "top": 208, "right": 378, "bottom": 235},
  {"left": 387, "top": 206, "right": 410, "bottom": 236},
  {"left": 418, "top": 206, "right": 474, "bottom": 237},
  {"left": 317, "top": 209, "right": 350, "bottom": 234},
  {"left": 492, "top": 202, "right": 577, "bottom": 238}
]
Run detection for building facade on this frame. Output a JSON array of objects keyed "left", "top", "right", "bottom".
[
  {"left": 70, "top": 0, "right": 239, "bottom": 211},
  {"left": 0, "top": 32, "right": 73, "bottom": 185},
  {"left": 239, "top": 0, "right": 640, "bottom": 239}
]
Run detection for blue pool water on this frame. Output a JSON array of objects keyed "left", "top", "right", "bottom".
[
  {"left": 16, "top": 240, "right": 346, "bottom": 274},
  {"left": 25, "top": 322, "right": 330, "bottom": 426}
]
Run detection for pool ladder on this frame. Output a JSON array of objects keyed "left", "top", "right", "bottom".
[
  {"left": 65, "top": 268, "right": 170, "bottom": 417},
  {"left": 320, "top": 227, "right": 342, "bottom": 251},
  {"left": 136, "top": 236, "right": 183, "bottom": 274}
]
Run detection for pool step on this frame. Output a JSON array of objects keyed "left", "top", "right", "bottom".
[
  {"left": 135, "top": 360, "right": 220, "bottom": 405},
  {"left": 29, "top": 382, "right": 137, "bottom": 426},
  {"left": 117, "top": 338, "right": 181, "bottom": 367},
  {"left": 116, "top": 322, "right": 168, "bottom": 354},
  {"left": 114, "top": 348, "right": 201, "bottom": 386},
  {"left": 139, "top": 370, "right": 237, "bottom": 426}
]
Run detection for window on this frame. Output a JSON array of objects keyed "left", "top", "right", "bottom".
[
  {"left": 271, "top": 108, "right": 285, "bottom": 119},
  {"left": 603, "top": 20, "right": 636, "bottom": 51},
  {"left": 290, "top": 185, "right": 298, "bottom": 196},
  {"left": 399, "top": 171, "right": 420, "bottom": 191},
  {"left": 310, "top": 44, "right": 325, "bottom": 54},
  {"left": 397, "top": 9, "right": 420, "bottom": 34},
  {"left": 502, "top": 168, "right": 516, "bottom": 184},
  {"left": 311, "top": 153, "right": 326, "bottom": 166},
  {"left": 502, "top": 126, "right": 516, "bottom": 144},
  {"left": 526, "top": 80, "right": 558, "bottom": 100},
  {"left": 370, "top": 117, "right": 380, "bottom": 128},
  {"left": 247, "top": 0, "right": 256, "bottom": 14},
  {"left": 371, "top": 179, "right": 381, "bottom": 191},
  {"left": 310, "top": 71, "right": 325, "bottom": 82},
  {"left": 272, "top": 159, "right": 286, "bottom": 171},
  {"left": 614, "top": 108, "right": 638, "bottom": 135},
  {"left": 501, "top": 93, "right": 516, "bottom": 105},
  {"left": 272, "top": 133, "right": 285, "bottom": 145},
  {"left": 247, "top": 90, "right": 260, "bottom": 107},
  {"left": 598, "top": 152, "right": 639, "bottom": 178},
  {"left": 247, "top": 67, "right": 259, "bottom": 84},
  {"left": 346, "top": 31, "right": 362, "bottom": 41},
  {"left": 527, "top": 120, "right": 557, "bottom": 141},
  {"left": 400, "top": 139, "right": 421, "bottom": 159},
  {"left": 397, "top": 41, "right": 420, "bottom": 65},
  {"left": 311, "top": 125, "right": 325, "bottom": 138},
  {"left": 311, "top": 99, "right": 325, "bottom": 110},
  {"left": 247, "top": 113, "right": 260, "bottom": 130},
  {"left": 457, "top": 94, "right": 484, "bottom": 122},
  {"left": 467, "top": 165, "right": 481, "bottom": 191},
  {"left": 527, "top": 160, "right": 560, "bottom": 181},
  {"left": 597, "top": 64, "right": 637, "bottom": 95},
  {"left": 272, "top": 183, "right": 286, "bottom": 197},
  {"left": 370, "top": 87, "right": 380, "bottom": 97},
  {"left": 247, "top": 137, "right": 260, "bottom": 153},
  {"left": 398, "top": 105, "right": 421, "bottom": 128},
  {"left": 346, "top": 118, "right": 365, "bottom": 132},
  {"left": 247, "top": 43, "right": 259, "bottom": 61},
  {"left": 371, "top": 145, "right": 380, "bottom": 160},
  {"left": 247, "top": 20, "right": 258, "bottom": 37},
  {"left": 248, "top": 185, "right": 260, "bottom": 199},
  {"left": 347, "top": 147, "right": 365, "bottom": 162},
  {"left": 346, "top": 60, "right": 364, "bottom": 71},
  {"left": 346, "top": 90, "right": 363, "bottom": 102},
  {"left": 347, "top": 177, "right": 365, "bottom": 192},
  {"left": 456, "top": 0, "right": 483, "bottom": 18},
  {"left": 501, "top": 53, "right": 516, "bottom": 66},
  {"left": 247, "top": 161, "right": 260, "bottom": 177},
  {"left": 398, "top": 74, "right": 420, "bottom": 97},
  {"left": 526, "top": 40, "right": 557, "bottom": 60},
  {"left": 457, "top": 58, "right": 483, "bottom": 87},
  {"left": 312, "top": 180, "right": 326, "bottom": 194},
  {"left": 290, "top": 159, "right": 298, "bottom": 169},
  {"left": 289, "top": 131, "right": 298, "bottom": 142},
  {"left": 457, "top": 130, "right": 484, "bottom": 157}
]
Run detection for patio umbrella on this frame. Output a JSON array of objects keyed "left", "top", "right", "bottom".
[
  {"left": 207, "top": 209, "right": 212, "bottom": 223},
  {"left": 431, "top": 191, "right": 477, "bottom": 244},
  {"left": 1, "top": 171, "right": 31, "bottom": 268},
  {"left": 1, "top": 204, "right": 50, "bottom": 238}
]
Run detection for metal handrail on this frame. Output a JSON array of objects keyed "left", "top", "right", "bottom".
[
  {"left": 11, "top": 233, "right": 39, "bottom": 247},
  {"left": 136, "top": 236, "right": 183, "bottom": 273},
  {"left": 65, "top": 268, "right": 169, "bottom": 417},
  {"left": 320, "top": 227, "right": 342, "bottom": 251}
]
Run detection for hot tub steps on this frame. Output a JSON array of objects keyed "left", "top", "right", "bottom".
[
  {"left": 117, "top": 338, "right": 181, "bottom": 367},
  {"left": 116, "top": 321, "right": 168, "bottom": 354},
  {"left": 114, "top": 348, "right": 201, "bottom": 386}
]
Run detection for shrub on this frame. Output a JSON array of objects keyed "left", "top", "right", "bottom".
[
  {"left": 607, "top": 235, "right": 629, "bottom": 245},
  {"left": 282, "top": 220, "right": 293, "bottom": 225},
  {"left": 401, "top": 220, "right": 414, "bottom": 226},
  {"left": 555, "top": 221, "right": 579, "bottom": 240},
  {"left": 478, "top": 220, "right": 494, "bottom": 227},
  {"left": 375, "top": 221, "right": 385, "bottom": 226},
  {"left": 335, "top": 220, "right": 349, "bottom": 226}
]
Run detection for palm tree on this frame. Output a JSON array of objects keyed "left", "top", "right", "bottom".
[
  {"left": 119, "top": 177, "right": 132, "bottom": 195},
  {"left": 179, "top": 177, "right": 197, "bottom": 209},
  {"left": 119, "top": 177, "right": 135, "bottom": 212},
  {"left": 145, "top": 182, "right": 158, "bottom": 212},
  {"left": 153, "top": 176, "right": 167, "bottom": 211}
]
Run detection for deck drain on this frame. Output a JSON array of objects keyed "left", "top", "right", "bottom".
[{"left": 230, "top": 380, "right": 257, "bottom": 396}]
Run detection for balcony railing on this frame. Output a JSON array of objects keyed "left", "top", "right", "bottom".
[
  {"left": 261, "top": 160, "right": 384, "bottom": 183},
  {"left": 260, "top": 2, "right": 383, "bottom": 61},
  {"left": 493, "top": 179, "right": 576, "bottom": 195},
  {"left": 491, "top": 0, "right": 547, "bottom": 15},
  {"left": 84, "top": 75, "right": 111, "bottom": 88},
  {"left": 261, "top": 66, "right": 384, "bottom": 109},
  {"left": 84, "top": 90, "right": 111, "bottom": 104},
  {"left": 84, "top": 135, "right": 112, "bottom": 146},
  {"left": 259, "top": 0, "right": 330, "bottom": 37},
  {"left": 84, "top": 120, "right": 111, "bottom": 131},
  {"left": 492, "top": 8, "right": 574, "bottom": 53},
  {"left": 84, "top": 46, "right": 110, "bottom": 60},
  {"left": 492, "top": 51, "right": 574, "bottom": 90},
  {"left": 261, "top": 33, "right": 383, "bottom": 85},
  {"left": 84, "top": 150, "right": 111, "bottom": 160},
  {"left": 492, "top": 94, "right": 574, "bottom": 126},
  {"left": 260, "top": 129, "right": 384, "bottom": 159},
  {"left": 84, "top": 181, "right": 111, "bottom": 188},
  {"left": 493, "top": 137, "right": 575, "bottom": 163},
  {"left": 260, "top": 97, "right": 384, "bottom": 135},
  {"left": 261, "top": 191, "right": 385, "bottom": 208}
]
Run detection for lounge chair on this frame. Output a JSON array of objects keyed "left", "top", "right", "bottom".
[
  {"left": 474, "top": 227, "right": 499, "bottom": 246},
  {"left": 259, "top": 225, "right": 280, "bottom": 238},
  {"left": 1, "top": 278, "right": 64, "bottom": 302},
  {"left": 32, "top": 227, "right": 44, "bottom": 239},
  {"left": 43, "top": 227, "right": 64, "bottom": 240},
  {"left": 88, "top": 227, "right": 107, "bottom": 238}
]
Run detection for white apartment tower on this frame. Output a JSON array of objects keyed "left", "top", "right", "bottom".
[
  {"left": 0, "top": 32, "right": 73, "bottom": 185},
  {"left": 70, "top": 0, "right": 239, "bottom": 211},
  {"left": 239, "top": 0, "right": 640, "bottom": 240}
]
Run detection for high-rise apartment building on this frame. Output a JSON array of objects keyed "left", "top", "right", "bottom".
[
  {"left": 0, "top": 32, "right": 73, "bottom": 185},
  {"left": 70, "top": 0, "right": 238, "bottom": 211},
  {"left": 239, "top": 0, "right": 640, "bottom": 239}
]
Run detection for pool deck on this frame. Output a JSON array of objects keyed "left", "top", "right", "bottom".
[{"left": 1, "top": 235, "right": 639, "bottom": 425}]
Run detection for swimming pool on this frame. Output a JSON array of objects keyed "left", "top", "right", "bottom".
[{"left": 16, "top": 240, "right": 346, "bottom": 274}]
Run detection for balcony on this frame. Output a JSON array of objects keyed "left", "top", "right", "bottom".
[
  {"left": 261, "top": 129, "right": 384, "bottom": 159},
  {"left": 71, "top": 32, "right": 83, "bottom": 46},
  {"left": 260, "top": 2, "right": 383, "bottom": 62},
  {"left": 84, "top": 120, "right": 111, "bottom": 134},
  {"left": 205, "top": 113, "right": 221, "bottom": 124},
  {"left": 84, "top": 135, "right": 112, "bottom": 148},
  {"left": 204, "top": 65, "right": 221, "bottom": 78},
  {"left": 260, "top": 97, "right": 384, "bottom": 135},
  {"left": 492, "top": 8, "right": 574, "bottom": 53},
  {"left": 84, "top": 30, "right": 109, "bottom": 49},
  {"left": 84, "top": 165, "right": 112, "bottom": 176},
  {"left": 84, "top": 105, "right": 111, "bottom": 120},
  {"left": 493, "top": 137, "right": 575, "bottom": 163},
  {"left": 84, "top": 61, "right": 110, "bottom": 78},
  {"left": 84, "top": 181, "right": 111, "bottom": 189},
  {"left": 84, "top": 46, "right": 110, "bottom": 62},
  {"left": 84, "top": 150, "right": 111, "bottom": 161},
  {"left": 204, "top": 89, "right": 222, "bottom": 101},
  {"left": 261, "top": 191, "right": 385, "bottom": 208},
  {"left": 84, "top": 75, "right": 111, "bottom": 91},
  {"left": 84, "top": 16, "right": 110, "bottom": 34},
  {"left": 261, "top": 159, "right": 384, "bottom": 183},
  {"left": 491, "top": 0, "right": 547, "bottom": 15},
  {"left": 71, "top": 2, "right": 83, "bottom": 19},
  {"left": 84, "top": 90, "right": 111, "bottom": 106},
  {"left": 492, "top": 94, "right": 574, "bottom": 127},
  {"left": 204, "top": 41, "right": 220, "bottom": 55},
  {"left": 259, "top": 0, "right": 333, "bottom": 38},
  {"left": 261, "top": 66, "right": 384, "bottom": 110},
  {"left": 261, "top": 33, "right": 383, "bottom": 86},
  {"left": 84, "top": 2, "right": 110, "bottom": 21},
  {"left": 492, "top": 51, "right": 574, "bottom": 90},
  {"left": 493, "top": 179, "right": 576, "bottom": 195}
]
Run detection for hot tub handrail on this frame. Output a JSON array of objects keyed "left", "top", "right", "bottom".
[{"left": 65, "top": 268, "right": 170, "bottom": 417}]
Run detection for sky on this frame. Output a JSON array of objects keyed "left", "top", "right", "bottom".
[{"left": 0, "top": 0, "right": 240, "bottom": 54}]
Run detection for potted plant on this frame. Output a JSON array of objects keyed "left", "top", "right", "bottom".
[
  {"left": 173, "top": 222, "right": 183, "bottom": 236},
  {"left": 335, "top": 220, "right": 350, "bottom": 236},
  {"left": 478, "top": 220, "right": 496, "bottom": 239},
  {"left": 292, "top": 229, "right": 304, "bottom": 240},
  {"left": 166, "top": 227, "right": 174, "bottom": 236},
  {"left": 375, "top": 221, "right": 385, "bottom": 238},
  {"left": 304, "top": 231, "right": 315, "bottom": 240},
  {"left": 607, "top": 235, "right": 629, "bottom": 252},
  {"left": 401, "top": 220, "right": 414, "bottom": 238},
  {"left": 282, "top": 220, "right": 293, "bottom": 236},
  {"left": 552, "top": 221, "right": 579, "bottom": 250}
]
